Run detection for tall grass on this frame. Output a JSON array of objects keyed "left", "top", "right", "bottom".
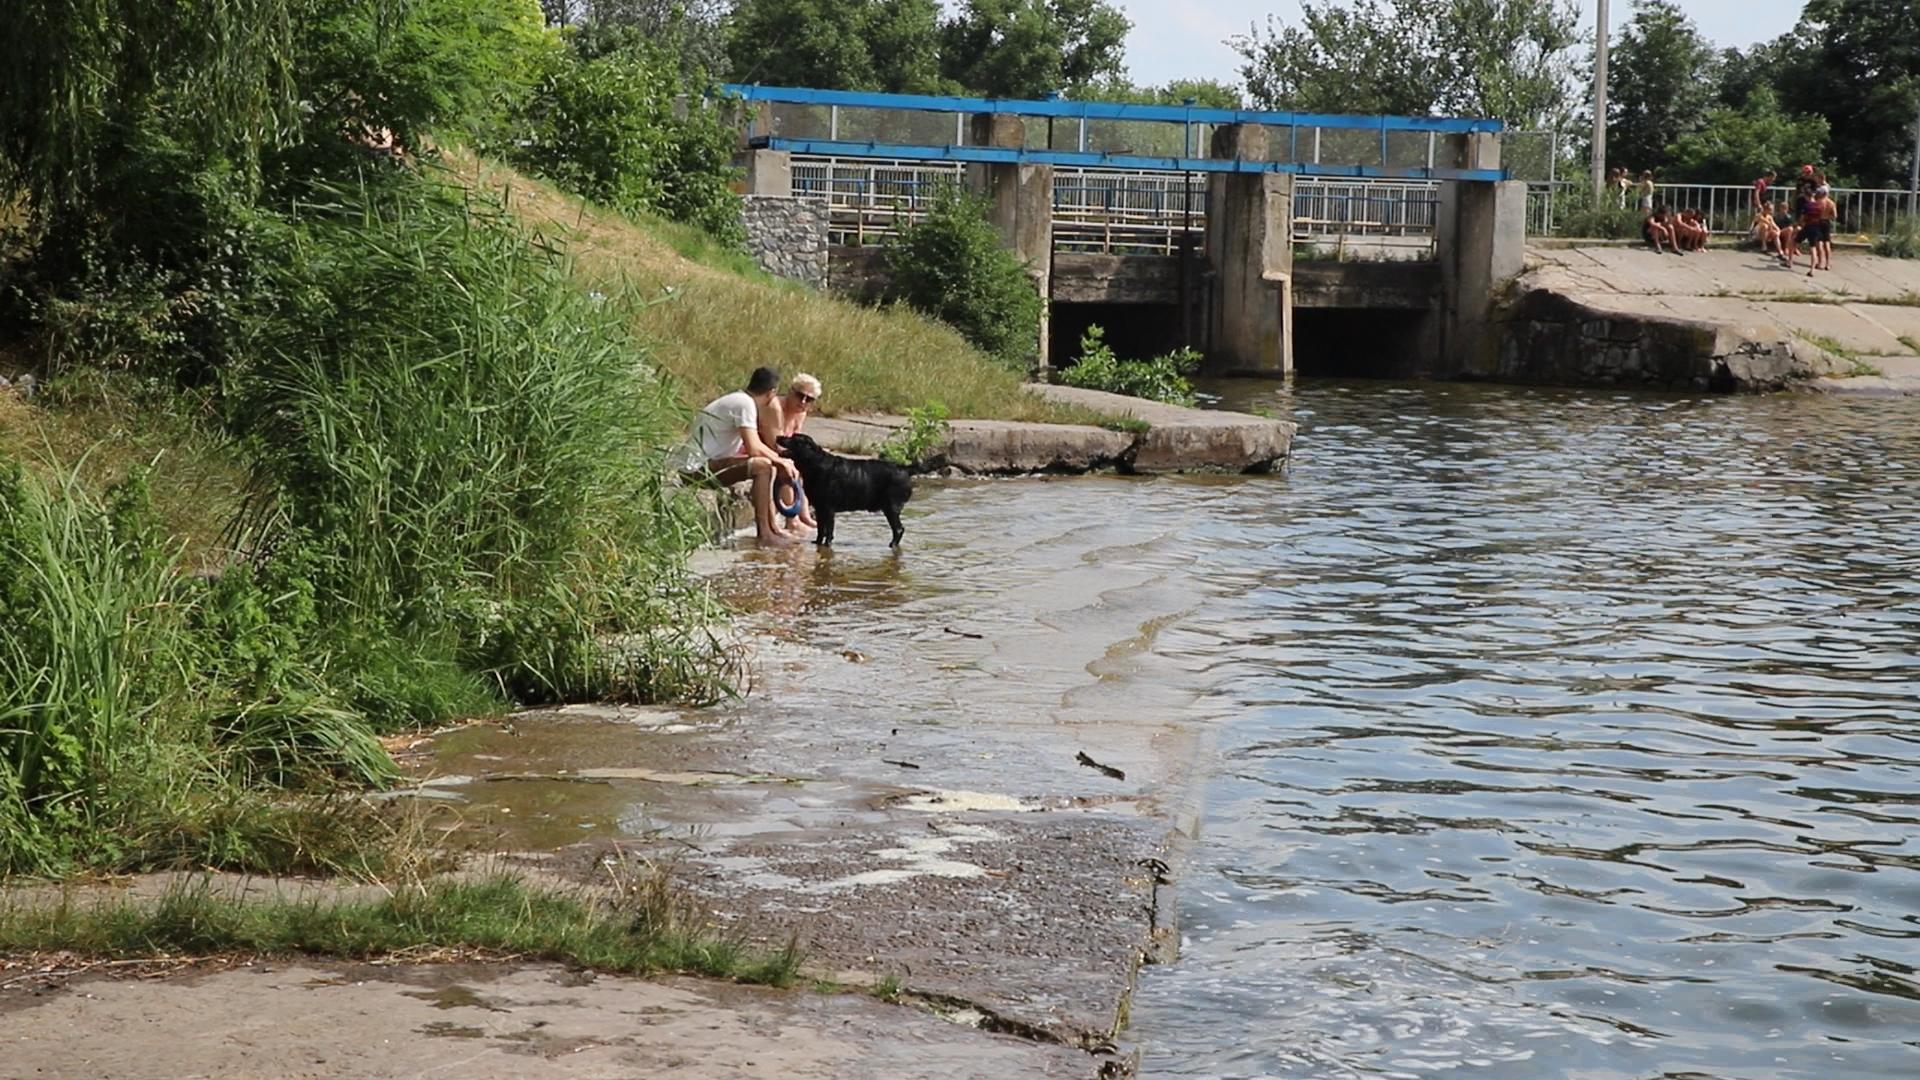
[
  {"left": 232, "top": 175, "right": 730, "bottom": 717},
  {"left": 0, "top": 461, "right": 394, "bottom": 876},
  {"left": 1873, "top": 216, "right": 1919, "bottom": 260}
]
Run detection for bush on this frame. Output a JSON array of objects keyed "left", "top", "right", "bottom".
[
  {"left": 1874, "top": 217, "right": 1920, "bottom": 260},
  {"left": 876, "top": 401, "right": 951, "bottom": 466},
  {"left": 503, "top": 42, "right": 743, "bottom": 245},
  {"left": 884, "top": 185, "right": 1044, "bottom": 370},
  {"left": 1557, "top": 205, "right": 1645, "bottom": 241},
  {"left": 1059, "top": 325, "right": 1198, "bottom": 406},
  {"left": 232, "top": 177, "right": 730, "bottom": 715}
]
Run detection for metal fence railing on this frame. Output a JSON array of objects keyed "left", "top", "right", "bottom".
[
  {"left": 1526, "top": 179, "right": 1917, "bottom": 239},
  {"left": 1293, "top": 180, "right": 1440, "bottom": 241}
]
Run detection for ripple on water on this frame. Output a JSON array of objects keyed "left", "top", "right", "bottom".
[{"left": 1130, "top": 381, "right": 1920, "bottom": 1080}]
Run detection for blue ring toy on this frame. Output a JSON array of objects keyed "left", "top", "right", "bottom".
[{"left": 774, "top": 476, "right": 806, "bottom": 518}]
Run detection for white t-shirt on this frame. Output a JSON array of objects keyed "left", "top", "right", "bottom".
[{"left": 679, "top": 390, "right": 757, "bottom": 470}]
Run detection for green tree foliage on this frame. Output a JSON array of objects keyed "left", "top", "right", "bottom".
[
  {"left": 1080, "top": 77, "right": 1244, "bottom": 109},
  {"left": 0, "top": 0, "right": 305, "bottom": 223},
  {"left": 563, "top": 0, "right": 732, "bottom": 79},
  {"left": 1772, "top": 0, "right": 1920, "bottom": 186},
  {"left": 939, "top": 0, "right": 1131, "bottom": 98},
  {"left": 1605, "top": 0, "right": 1715, "bottom": 172},
  {"left": 1663, "top": 87, "right": 1830, "bottom": 184},
  {"left": 884, "top": 186, "right": 1043, "bottom": 370},
  {"left": 294, "top": 0, "right": 554, "bottom": 157},
  {"left": 726, "top": 0, "right": 946, "bottom": 93},
  {"left": 1233, "top": 0, "right": 1579, "bottom": 128},
  {"left": 506, "top": 42, "right": 743, "bottom": 243}
]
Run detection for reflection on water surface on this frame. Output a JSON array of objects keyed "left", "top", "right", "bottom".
[{"left": 1132, "top": 380, "right": 1920, "bottom": 1079}]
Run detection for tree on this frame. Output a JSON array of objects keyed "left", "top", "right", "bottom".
[
  {"left": 1711, "top": 41, "right": 1785, "bottom": 111},
  {"left": 1664, "top": 87, "right": 1829, "bottom": 184},
  {"left": 564, "top": 0, "right": 731, "bottom": 78},
  {"left": 1774, "top": 0, "right": 1920, "bottom": 187},
  {"left": 884, "top": 186, "right": 1042, "bottom": 369},
  {"left": 726, "top": 0, "right": 944, "bottom": 93},
  {"left": 1605, "top": 0, "right": 1714, "bottom": 173},
  {"left": 1080, "top": 77, "right": 1243, "bottom": 109},
  {"left": 0, "top": 0, "right": 309, "bottom": 224},
  {"left": 938, "top": 0, "right": 1130, "bottom": 99},
  {"left": 1232, "top": 0, "right": 1579, "bottom": 129}
]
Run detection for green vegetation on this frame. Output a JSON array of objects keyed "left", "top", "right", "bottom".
[
  {"left": 1101, "top": 415, "right": 1152, "bottom": 435},
  {"left": 884, "top": 186, "right": 1045, "bottom": 371},
  {"left": 1799, "top": 331, "right": 1864, "bottom": 365},
  {"left": 0, "top": 873, "right": 802, "bottom": 986},
  {"left": 1899, "top": 336, "right": 1920, "bottom": 355},
  {"left": 1234, "top": 0, "right": 1579, "bottom": 129},
  {"left": 1873, "top": 218, "right": 1920, "bottom": 261},
  {"left": 501, "top": 37, "right": 743, "bottom": 244},
  {"left": 1060, "top": 326, "right": 1199, "bottom": 406},
  {"left": 876, "top": 401, "right": 953, "bottom": 466},
  {"left": 453, "top": 153, "right": 1081, "bottom": 421},
  {"left": 1557, "top": 204, "right": 1648, "bottom": 241}
]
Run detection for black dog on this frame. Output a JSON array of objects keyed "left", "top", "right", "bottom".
[{"left": 777, "top": 432, "right": 913, "bottom": 547}]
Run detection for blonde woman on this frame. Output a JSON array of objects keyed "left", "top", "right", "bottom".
[{"left": 759, "top": 373, "right": 823, "bottom": 532}]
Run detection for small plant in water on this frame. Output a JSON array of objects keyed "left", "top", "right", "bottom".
[{"left": 1060, "top": 326, "right": 1199, "bottom": 406}]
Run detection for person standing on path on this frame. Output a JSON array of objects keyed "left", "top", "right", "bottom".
[
  {"left": 1751, "top": 169, "right": 1775, "bottom": 212},
  {"left": 1634, "top": 171, "right": 1656, "bottom": 212},
  {"left": 679, "top": 366, "right": 800, "bottom": 546}
]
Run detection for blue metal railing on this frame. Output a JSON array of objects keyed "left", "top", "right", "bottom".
[{"left": 722, "top": 84, "right": 1507, "bottom": 182}]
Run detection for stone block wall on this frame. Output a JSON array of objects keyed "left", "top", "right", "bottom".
[{"left": 741, "top": 196, "right": 829, "bottom": 287}]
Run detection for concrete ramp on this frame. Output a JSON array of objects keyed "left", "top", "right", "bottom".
[{"left": 1498, "top": 246, "right": 1920, "bottom": 393}]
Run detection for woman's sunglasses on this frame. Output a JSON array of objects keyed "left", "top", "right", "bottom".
[{"left": 796, "top": 392, "right": 817, "bottom": 404}]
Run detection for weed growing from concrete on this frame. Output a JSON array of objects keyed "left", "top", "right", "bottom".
[{"left": 1898, "top": 336, "right": 1920, "bottom": 355}]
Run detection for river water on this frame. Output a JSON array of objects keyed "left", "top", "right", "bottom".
[{"left": 1125, "top": 380, "right": 1920, "bottom": 1079}]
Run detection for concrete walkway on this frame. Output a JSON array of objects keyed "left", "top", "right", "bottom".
[
  {"left": 810, "top": 384, "right": 1294, "bottom": 474},
  {"left": 1519, "top": 247, "right": 1920, "bottom": 393}
]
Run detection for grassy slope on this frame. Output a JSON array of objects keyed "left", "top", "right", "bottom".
[
  {"left": 443, "top": 151, "right": 1082, "bottom": 423},
  {"left": 0, "top": 375, "right": 247, "bottom": 569}
]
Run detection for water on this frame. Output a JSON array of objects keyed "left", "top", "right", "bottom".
[{"left": 1129, "top": 380, "right": 1920, "bottom": 1079}]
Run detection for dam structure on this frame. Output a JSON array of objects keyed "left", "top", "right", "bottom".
[{"left": 724, "top": 83, "right": 1521, "bottom": 382}]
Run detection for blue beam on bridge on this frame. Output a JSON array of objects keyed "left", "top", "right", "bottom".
[
  {"left": 721, "top": 83, "right": 1504, "bottom": 135},
  {"left": 754, "top": 137, "right": 1508, "bottom": 183}
]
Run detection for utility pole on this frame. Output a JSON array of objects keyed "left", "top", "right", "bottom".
[
  {"left": 1591, "top": 0, "right": 1609, "bottom": 207},
  {"left": 1909, "top": 93, "right": 1919, "bottom": 219}
]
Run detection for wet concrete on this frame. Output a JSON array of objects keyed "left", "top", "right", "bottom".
[
  {"left": 0, "top": 961, "right": 1093, "bottom": 1078},
  {"left": 1, "top": 476, "right": 1248, "bottom": 1076}
]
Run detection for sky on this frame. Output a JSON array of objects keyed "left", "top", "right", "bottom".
[{"left": 1121, "top": 0, "right": 1809, "bottom": 92}]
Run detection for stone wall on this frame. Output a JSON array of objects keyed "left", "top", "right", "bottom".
[
  {"left": 1492, "top": 287, "right": 1836, "bottom": 391},
  {"left": 741, "top": 196, "right": 828, "bottom": 287}
]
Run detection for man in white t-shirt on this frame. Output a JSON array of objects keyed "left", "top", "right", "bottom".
[{"left": 679, "top": 366, "right": 798, "bottom": 544}]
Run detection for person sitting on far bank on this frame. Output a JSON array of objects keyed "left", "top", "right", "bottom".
[
  {"left": 679, "top": 366, "right": 800, "bottom": 546},
  {"left": 1749, "top": 202, "right": 1781, "bottom": 257},
  {"left": 1679, "top": 207, "right": 1711, "bottom": 251},
  {"left": 1643, "top": 204, "right": 1679, "bottom": 255},
  {"left": 757, "top": 373, "right": 824, "bottom": 535},
  {"left": 1773, "top": 199, "right": 1799, "bottom": 265}
]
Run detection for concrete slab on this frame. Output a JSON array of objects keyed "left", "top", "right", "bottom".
[
  {"left": 0, "top": 962, "right": 1094, "bottom": 1079},
  {"left": 805, "top": 386, "right": 1294, "bottom": 475},
  {"left": 1504, "top": 247, "right": 1920, "bottom": 391}
]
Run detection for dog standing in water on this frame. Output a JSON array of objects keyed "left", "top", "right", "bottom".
[{"left": 775, "top": 433, "right": 913, "bottom": 547}]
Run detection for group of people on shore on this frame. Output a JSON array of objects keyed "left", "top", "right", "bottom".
[
  {"left": 676, "top": 366, "right": 823, "bottom": 545},
  {"left": 1748, "top": 165, "right": 1838, "bottom": 275},
  {"left": 1614, "top": 163, "right": 1840, "bottom": 275}
]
